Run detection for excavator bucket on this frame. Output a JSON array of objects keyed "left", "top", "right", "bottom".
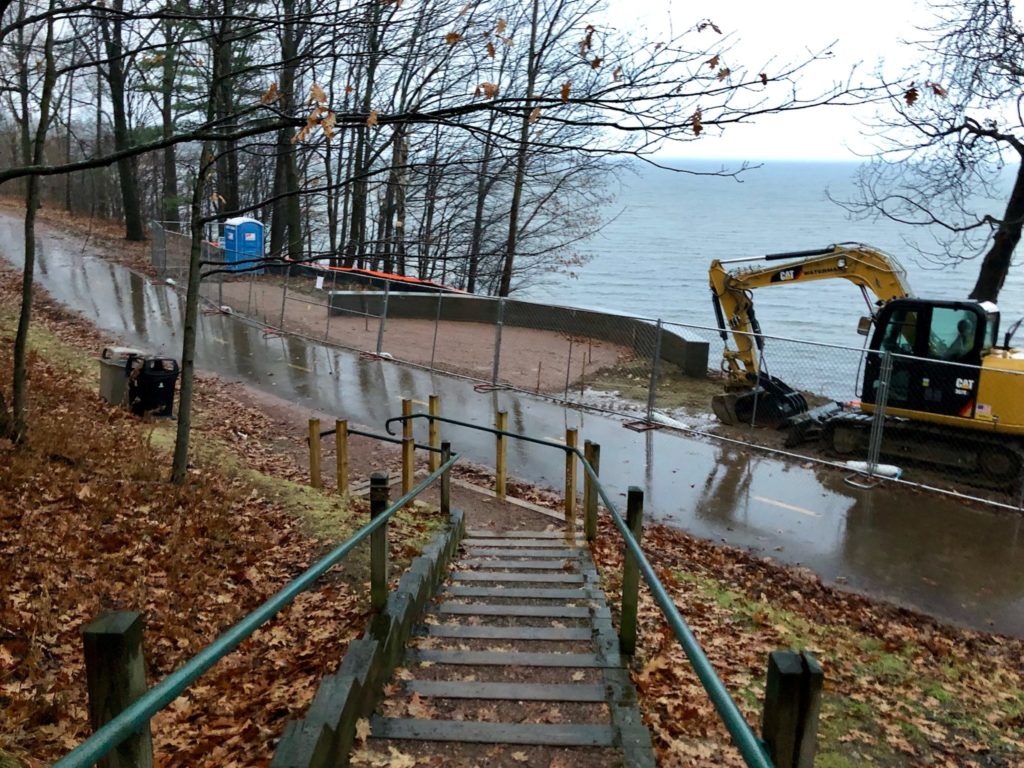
[{"left": 712, "top": 375, "right": 809, "bottom": 429}]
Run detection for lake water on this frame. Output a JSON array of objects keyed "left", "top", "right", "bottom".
[{"left": 522, "top": 159, "right": 1024, "bottom": 352}]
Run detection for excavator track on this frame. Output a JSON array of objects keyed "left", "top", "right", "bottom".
[{"left": 822, "top": 411, "right": 1024, "bottom": 491}]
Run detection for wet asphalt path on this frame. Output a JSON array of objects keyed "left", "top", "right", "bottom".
[{"left": 2, "top": 213, "right": 1022, "bottom": 636}]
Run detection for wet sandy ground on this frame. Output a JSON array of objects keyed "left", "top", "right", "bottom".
[{"left": 218, "top": 279, "right": 631, "bottom": 393}]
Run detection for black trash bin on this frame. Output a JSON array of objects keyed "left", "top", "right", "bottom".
[{"left": 126, "top": 355, "right": 180, "bottom": 417}]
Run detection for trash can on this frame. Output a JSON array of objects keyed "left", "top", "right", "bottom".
[
  {"left": 98, "top": 346, "right": 145, "bottom": 405},
  {"left": 126, "top": 355, "right": 180, "bottom": 418}
]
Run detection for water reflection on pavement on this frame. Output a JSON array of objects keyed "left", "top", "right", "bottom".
[{"left": 3, "top": 213, "right": 1022, "bottom": 637}]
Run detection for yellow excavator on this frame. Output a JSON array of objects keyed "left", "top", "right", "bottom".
[{"left": 709, "top": 243, "right": 1024, "bottom": 485}]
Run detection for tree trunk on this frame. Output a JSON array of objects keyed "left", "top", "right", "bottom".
[
  {"left": 101, "top": 0, "right": 145, "bottom": 241},
  {"left": 171, "top": 145, "right": 212, "bottom": 483},
  {"left": 270, "top": 0, "right": 301, "bottom": 259},
  {"left": 9, "top": 6, "right": 56, "bottom": 440},
  {"left": 498, "top": 0, "right": 540, "bottom": 297},
  {"left": 347, "top": 2, "right": 382, "bottom": 268},
  {"left": 468, "top": 136, "right": 497, "bottom": 293},
  {"left": 160, "top": 13, "right": 179, "bottom": 229},
  {"left": 64, "top": 63, "right": 74, "bottom": 212},
  {"left": 969, "top": 161, "right": 1024, "bottom": 303},
  {"left": 214, "top": 0, "right": 239, "bottom": 215}
]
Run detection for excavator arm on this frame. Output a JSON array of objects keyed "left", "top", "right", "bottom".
[
  {"left": 708, "top": 243, "right": 913, "bottom": 425},
  {"left": 710, "top": 243, "right": 913, "bottom": 385}
]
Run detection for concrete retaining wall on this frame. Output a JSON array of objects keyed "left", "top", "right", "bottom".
[{"left": 328, "top": 292, "right": 709, "bottom": 378}]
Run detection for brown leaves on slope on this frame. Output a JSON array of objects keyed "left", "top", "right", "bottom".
[
  {"left": 0, "top": 274, "right": 365, "bottom": 766},
  {"left": 590, "top": 517, "right": 1024, "bottom": 766}
]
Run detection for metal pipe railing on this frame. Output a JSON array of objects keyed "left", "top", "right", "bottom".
[
  {"left": 318, "top": 423, "right": 441, "bottom": 453},
  {"left": 54, "top": 452, "right": 460, "bottom": 768},
  {"left": 384, "top": 410, "right": 772, "bottom": 767},
  {"left": 579, "top": 457, "right": 772, "bottom": 767}
]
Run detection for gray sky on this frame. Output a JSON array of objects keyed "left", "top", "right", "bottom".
[{"left": 607, "top": 0, "right": 924, "bottom": 160}]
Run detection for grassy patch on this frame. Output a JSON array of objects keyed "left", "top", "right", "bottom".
[{"left": 665, "top": 567, "right": 1024, "bottom": 766}]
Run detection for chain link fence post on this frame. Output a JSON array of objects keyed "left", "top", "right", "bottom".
[
  {"left": 491, "top": 297, "right": 505, "bottom": 386},
  {"left": 646, "top": 319, "right": 663, "bottom": 422},
  {"left": 376, "top": 279, "right": 390, "bottom": 355},
  {"left": 865, "top": 351, "right": 893, "bottom": 477},
  {"left": 246, "top": 267, "right": 255, "bottom": 317},
  {"left": 149, "top": 221, "right": 165, "bottom": 276},
  {"left": 279, "top": 262, "right": 291, "bottom": 330},
  {"left": 323, "top": 267, "right": 335, "bottom": 340},
  {"left": 430, "top": 289, "right": 443, "bottom": 371}
]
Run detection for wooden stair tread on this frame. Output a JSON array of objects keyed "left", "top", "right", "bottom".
[
  {"left": 370, "top": 717, "right": 617, "bottom": 746},
  {"left": 406, "top": 649, "right": 618, "bottom": 668},
  {"left": 405, "top": 679, "right": 607, "bottom": 702}
]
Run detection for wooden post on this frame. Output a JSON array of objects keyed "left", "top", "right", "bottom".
[
  {"left": 401, "top": 398, "right": 414, "bottom": 499},
  {"left": 335, "top": 419, "right": 348, "bottom": 496},
  {"left": 440, "top": 441, "right": 452, "bottom": 517},
  {"left": 369, "top": 473, "right": 390, "bottom": 613},
  {"left": 762, "top": 651, "right": 824, "bottom": 768},
  {"left": 619, "top": 486, "right": 644, "bottom": 656},
  {"left": 495, "top": 410, "right": 508, "bottom": 500},
  {"left": 81, "top": 611, "right": 154, "bottom": 768},
  {"left": 428, "top": 394, "right": 440, "bottom": 472},
  {"left": 308, "top": 418, "right": 322, "bottom": 489},
  {"left": 564, "top": 428, "right": 578, "bottom": 538},
  {"left": 583, "top": 441, "right": 601, "bottom": 543}
]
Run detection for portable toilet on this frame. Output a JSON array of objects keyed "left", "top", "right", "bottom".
[{"left": 223, "top": 217, "right": 264, "bottom": 273}]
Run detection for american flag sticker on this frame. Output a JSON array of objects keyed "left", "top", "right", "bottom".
[{"left": 977, "top": 403, "right": 992, "bottom": 418}]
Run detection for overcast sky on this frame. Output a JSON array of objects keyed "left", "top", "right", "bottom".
[{"left": 606, "top": 0, "right": 926, "bottom": 160}]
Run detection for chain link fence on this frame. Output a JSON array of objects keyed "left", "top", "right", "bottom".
[{"left": 150, "top": 223, "right": 1024, "bottom": 510}]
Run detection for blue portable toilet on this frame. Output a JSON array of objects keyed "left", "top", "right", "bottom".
[{"left": 222, "top": 217, "right": 264, "bottom": 273}]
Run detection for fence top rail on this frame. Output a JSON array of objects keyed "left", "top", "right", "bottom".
[
  {"left": 54, "top": 451, "right": 460, "bottom": 768},
  {"left": 382, "top": 410, "right": 772, "bottom": 767}
]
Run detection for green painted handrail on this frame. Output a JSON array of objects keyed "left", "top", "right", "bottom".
[
  {"left": 54, "top": 451, "right": 459, "bottom": 768},
  {"left": 388, "top": 411, "right": 773, "bottom": 767},
  {"left": 577, "top": 457, "right": 772, "bottom": 768}
]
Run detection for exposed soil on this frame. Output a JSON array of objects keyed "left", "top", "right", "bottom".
[{"left": 217, "top": 277, "right": 633, "bottom": 393}]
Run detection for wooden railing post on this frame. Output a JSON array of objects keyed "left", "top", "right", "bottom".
[
  {"left": 81, "top": 611, "right": 154, "bottom": 768},
  {"left": 495, "top": 410, "right": 508, "bottom": 500},
  {"left": 401, "top": 399, "right": 414, "bottom": 500},
  {"left": 428, "top": 394, "right": 440, "bottom": 472},
  {"left": 583, "top": 440, "right": 600, "bottom": 542},
  {"left": 440, "top": 441, "right": 452, "bottom": 517},
  {"left": 369, "top": 473, "right": 390, "bottom": 613},
  {"left": 335, "top": 419, "right": 349, "bottom": 496},
  {"left": 308, "top": 418, "right": 322, "bottom": 489},
  {"left": 762, "top": 651, "right": 824, "bottom": 768},
  {"left": 564, "top": 428, "right": 578, "bottom": 538},
  {"left": 619, "top": 486, "right": 644, "bottom": 656}
]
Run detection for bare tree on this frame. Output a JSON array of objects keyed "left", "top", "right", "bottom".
[
  {"left": 843, "top": 0, "right": 1024, "bottom": 302},
  {"left": 2, "top": 0, "right": 58, "bottom": 440}
]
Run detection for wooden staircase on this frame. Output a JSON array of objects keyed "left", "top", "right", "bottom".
[{"left": 366, "top": 529, "right": 654, "bottom": 766}]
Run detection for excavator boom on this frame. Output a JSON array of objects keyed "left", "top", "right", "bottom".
[{"left": 709, "top": 243, "right": 913, "bottom": 426}]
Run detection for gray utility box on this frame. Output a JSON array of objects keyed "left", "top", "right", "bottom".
[{"left": 99, "top": 346, "right": 145, "bottom": 405}]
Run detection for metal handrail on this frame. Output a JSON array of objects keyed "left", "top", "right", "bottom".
[
  {"left": 54, "top": 451, "right": 460, "bottom": 768},
  {"left": 579, "top": 456, "right": 772, "bottom": 767},
  {"left": 385, "top": 413, "right": 568, "bottom": 454},
  {"left": 385, "top": 411, "right": 772, "bottom": 767},
  {"left": 318, "top": 423, "right": 441, "bottom": 453}
]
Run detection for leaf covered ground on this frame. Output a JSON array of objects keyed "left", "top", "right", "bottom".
[
  {"left": 1, "top": 250, "right": 1023, "bottom": 767},
  {"left": 0, "top": 272, "right": 443, "bottom": 766},
  {"left": 590, "top": 519, "right": 1024, "bottom": 767}
]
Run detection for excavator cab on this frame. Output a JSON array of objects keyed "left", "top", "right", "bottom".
[{"left": 862, "top": 299, "right": 997, "bottom": 419}]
